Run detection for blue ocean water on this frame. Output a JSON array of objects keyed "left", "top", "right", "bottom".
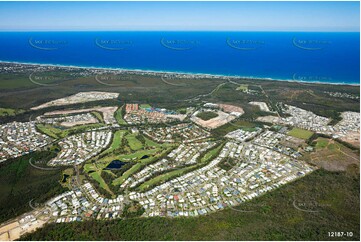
[{"left": 0, "top": 31, "right": 359, "bottom": 84}]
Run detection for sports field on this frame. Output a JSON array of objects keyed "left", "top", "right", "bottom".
[{"left": 288, "top": 128, "right": 314, "bottom": 140}]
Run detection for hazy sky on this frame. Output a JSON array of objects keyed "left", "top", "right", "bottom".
[{"left": 0, "top": 1, "right": 359, "bottom": 31}]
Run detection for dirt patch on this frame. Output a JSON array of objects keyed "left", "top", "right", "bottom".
[
  {"left": 339, "top": 131, "right": 360, "bottom": 148},
  {"left": 219, "top": 104, "right": 244, "bottom": 115},
  {"left": 304, "top": 138, "right": 359, "bottom": 172},
  {"left": 44, "top": 106, "right": 118, "bottom": 124},
  {"left": 191, "top": 110, "right": 235, "bottom": 129}
]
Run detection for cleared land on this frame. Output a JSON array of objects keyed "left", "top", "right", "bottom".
[
  {"left": 304, "top": 137, "right": 359, "bottom": 171},
  {"left": 192, "top": 110, "right": 235, "bottom": 129},
  {"left": 288, "top": 128, "right": 314, "bottom": 140},
  {"left": 31, "top": 92, "right": 119, "bottom": 110}
]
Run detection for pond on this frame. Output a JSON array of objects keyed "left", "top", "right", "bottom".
[
  {"left": 61, "top": 174, "right": 70, "bottom": 183},
  {"left": 104, "top": 160, "right": 127, "bottom": 170}
]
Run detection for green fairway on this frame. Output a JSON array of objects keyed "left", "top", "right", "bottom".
[
  {"left": 288, "top": 128, "right": 314, "bottom": 140},
  {"left": 83, "top": 163, "right": 97, "bottom": 173},
  {"left": 105, "top": 130, "right": 127, "bottom": 154},
  {"left": 137, "top": 165, "right": 194, "bottom": 192},
  {"left": 115, "top": 105, "right": 127, "bottom": 125},
  {"left": 89, "top": 171, "right": 113, "bottom": 196},
  {"left": 125, "top": 134, "right": 143, "bottom": 150},
  {"left": 200, "top": 142, "right": 224, "bottom": 162},
  {"left": 140, "top": 104, "right": 151, "bottom": 109},
  {"left": 112, "top": 146, "right": 175, "bottom": 186},
  {"left": 144, "top": 136, "right": 160, "bottom": 147},
  {"left": 36, "top": 123, "right": 105, "bottom": 139},
  {"left": 137, "top": 142, "right": 225, "bottom": 192},
  {"left": 91, "top": 111, "right": 104, "bottom": 123}
]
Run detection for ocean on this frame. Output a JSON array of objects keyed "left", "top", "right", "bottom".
[{"left": 0, "top": 31, "right": 359, "bottom": 84}]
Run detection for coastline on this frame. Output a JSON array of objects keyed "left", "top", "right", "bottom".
[{"left": 0, "top": 60, "right": 359, "bottom": 87}]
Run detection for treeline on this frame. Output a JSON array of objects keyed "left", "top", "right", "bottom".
[
  {"left": 307, "top": 133, "right": 359, "bottom": 151},
  {"left": 0, "top": 151, "right": 67, "bottom": 223}
]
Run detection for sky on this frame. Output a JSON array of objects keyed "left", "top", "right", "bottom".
[{"left": 0, "top": 1, "right": 359, "bottom": 31}]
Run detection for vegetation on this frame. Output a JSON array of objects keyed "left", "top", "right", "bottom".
[
  {"left": 115, "top": 105, "right": 127, "bottom": 125},
  {"left": 112, "top": 146, "right": 175, "bottom": 187},
  {"left": 88, "top": 171, "right": 114, "bottom": 196},
  {"left": 90, "top": 111, "right": 104, "bottom": 123},
  {"left": 0, "top": 107, "right": 24, "bottom": 117},
  {"left": 212, "top": 119, "right": 260, "bottom": 137},
  {"left": 304, "top": 137, "right": 359, "bottom": 172},
  {"left": 288, "top": 128, "right": 314, "bottom": 140},
  {"left": 236, "top": 84, "right": 249, "bottom": 91},
  {"left": 218, "top": 157, "right": 238, "bottom": 171},
  {"left": 136, "top": 142, "right": 225, "bottom": 192},
  {"left": 1, "top": 65, "right": 360, "bottom": 240},
  {"left": 196, "top": 111, "right": 218, "bottom": 121},
  {"left": 36, "top": 123, "right": 105, "bottom": 139},
  {"left": 140, "top": 104, "right": 152, "bottom": 109},
  {"left": 125, "top": 134, "right": 144, "bottom": 151},
  {"left": 21, "top": 169, "right": 359, "bottom": 241},
  {"left": 0, "top": 150, "right": 68, "bottom": 223}
]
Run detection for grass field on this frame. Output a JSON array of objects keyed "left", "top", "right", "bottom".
[
  {"left": 315, "top": 137, "right": 329, "bottom": 149},
  {"left": 0, "top": 107, "right": 24, "bottom": 117},
  {"left": 236, "top": 84, "right": 249, "bottom": 91},
  {"left": 288, "top": 128, "right": 314, "bottom": 140}
]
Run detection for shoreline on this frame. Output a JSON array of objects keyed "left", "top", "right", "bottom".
[{"left": 0, "top": 60, "right": 359, "bottom": 87}]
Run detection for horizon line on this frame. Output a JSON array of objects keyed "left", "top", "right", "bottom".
[{"left": 0, "top": 30, "right": 359, "bottom": 33}]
